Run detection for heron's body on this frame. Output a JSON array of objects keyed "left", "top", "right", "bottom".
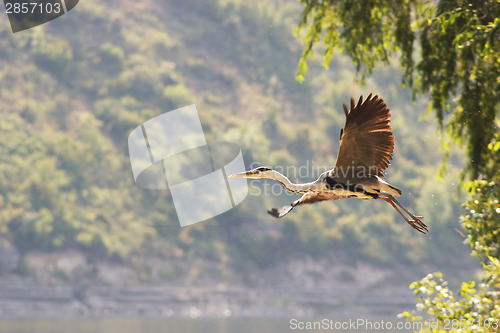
[
  {"left": 260, "top": 170, "right": 396, "bottom": 198},
  {"left": 230, "top": 94, "right": 428, "bottom": 233}
]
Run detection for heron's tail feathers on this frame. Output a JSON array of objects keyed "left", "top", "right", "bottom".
[
  {"left": 384, "top": 183, "right": 402, "bottom": 196},
  {"left": 377, "top": 178, "right": 402, "bottom": 196}
]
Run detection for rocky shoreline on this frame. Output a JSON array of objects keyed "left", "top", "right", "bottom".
[
  {"left": 0, "top": 274, "right": 417, "bottom": 319},
  {"left": 0, "top": 250, "right": 429, "bottom": 319}
]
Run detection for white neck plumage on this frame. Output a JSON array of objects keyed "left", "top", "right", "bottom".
[{"left": 264, "top": 170, "right": 318, "bottom": 193}]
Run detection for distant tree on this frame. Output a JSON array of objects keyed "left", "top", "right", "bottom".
[{"left": 296, "top": 0, "right": 499, "bottom": 330}]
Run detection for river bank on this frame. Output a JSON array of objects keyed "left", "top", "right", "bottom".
[
  {"left": 0, "top": 274, "right": 416, "bottom": 319},
  {"left": 0, "top": 250, "right": 475, "bottom": 320}
]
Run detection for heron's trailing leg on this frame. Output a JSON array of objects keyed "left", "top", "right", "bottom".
[{"left": 379, "top": 194, "right": 428, "bottom": 233}]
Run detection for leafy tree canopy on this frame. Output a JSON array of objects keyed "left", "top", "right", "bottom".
[{"left": 297, "top": 0, "right": 499, "bottom": 180}]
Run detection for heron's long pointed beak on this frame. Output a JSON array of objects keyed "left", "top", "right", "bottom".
[{"left": 229, "top": 171, "right": 252, "bottom": 178}]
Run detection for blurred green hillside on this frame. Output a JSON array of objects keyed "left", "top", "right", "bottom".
[{"left": 0, "top": 0, "right": 477, "bottom": 284}]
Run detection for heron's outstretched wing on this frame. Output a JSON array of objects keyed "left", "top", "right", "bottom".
[
  {"left": 268, "top": 192, "right": 347, "bottom": 218},
  {"left": 332, "top": 94, "right": 394, "bottom": 177}
]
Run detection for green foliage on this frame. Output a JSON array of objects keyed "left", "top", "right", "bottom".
[
  {"left": 0, "top": 0, "right": 479, "bottom": 284},
  {"left": 399, "top": 98, "right": 500, "bottom": 332},
  {"left": 400, "top": 260, "right": 500, "bottom": 332},
  {"left": 97, "top": 43, "right": 125, "bottom": 74},
  {"left": 420, "top": 2, "right": 500, "bottom": 179},
  {"left": 32, "top": 31, "right": 74, "bottom": 82},
  {"left": 297, "top": 0, "right": 417, "bottom": 83},
  {"left": 162, "top": 83, "right": 192, "bottom": 109},
  {"left": 462, "top": 132, "right": 500, "bottom": 262},
  {"left": 297, "top": 0, "right": 499, "bottom": 180}
]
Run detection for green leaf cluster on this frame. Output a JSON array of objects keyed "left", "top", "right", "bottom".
[{"left": 400, "top": 260, "right": 499, "bottom": 332}]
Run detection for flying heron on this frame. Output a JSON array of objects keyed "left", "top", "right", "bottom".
[{"left": 230, "top": 94, "right": 428, "bottom": 233}]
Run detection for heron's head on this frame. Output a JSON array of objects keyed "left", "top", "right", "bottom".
[{"left": 229, "top": 166, "right": 274, "bottom": 179}]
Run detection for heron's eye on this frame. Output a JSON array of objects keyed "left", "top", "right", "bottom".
[{"left": 256, "top": 167, "right": 272, "bottom": 172}]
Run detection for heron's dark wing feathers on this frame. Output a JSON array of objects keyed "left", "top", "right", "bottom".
[
  {"left": 268, "top": 192, "right": 347, "bottom": 218},
  {"left": 333, "top": 94, "right": 394, "bottom": 177}
]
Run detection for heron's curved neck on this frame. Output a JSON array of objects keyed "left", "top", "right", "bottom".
[{"left": 267, "top": 170, "right": 316, "bottom": 193}]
